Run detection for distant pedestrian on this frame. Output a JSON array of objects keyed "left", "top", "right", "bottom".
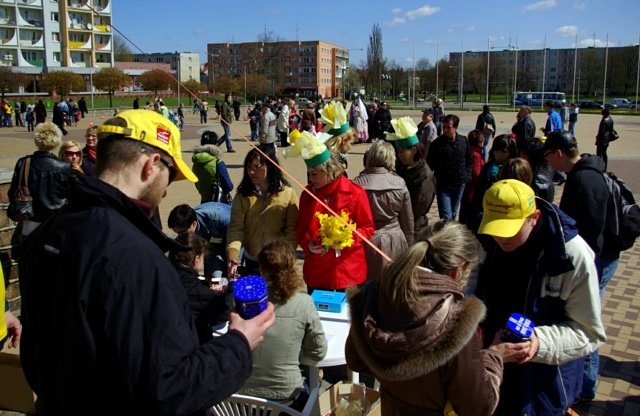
[
  {"left": 568, "top": 103, "right": 578, "bottom": 136},
  {"left": 78, "top": 97, "right": 88, "bottom": 118},
  {"left": 475, "top": 105, "right": 496, "bottom": 161},
  {"left": 595, "top": 108, "right": 615, "bottom": 169},
  {"left": 34, "top": 99, "right": 47, "bottom": 125},
  {"left": 511, "top": 105, "right": 537, "bottom": 141},
  {"left": 133, "top": 97, "right": 139, "bottom": 110}
]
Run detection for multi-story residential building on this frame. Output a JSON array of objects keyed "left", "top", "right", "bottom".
[
  {"left": 449, "top": 45, "right": 639, "bottom": 99},
  {"left": 0, "top": 0, "right": 114, "bottom": 89},
  {"left": 207, "top": 40, "right": 349, "bottom": 98},
  {"left": 132, "top": 52, "right": 200, "bottom": 83}
]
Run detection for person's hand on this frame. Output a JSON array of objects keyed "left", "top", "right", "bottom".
[
  {"left": 488, "top": 331, "right": 532, "bottom": 363},
  {"left": 308, "top": 240, "right": 324, "bottom": 254},
  {"left": 227, "top": 260, "right": 239, "bottom": 280},
  {"left": 518, "top": 332, "right": 539, "bottom": 364},
  {"left": 228, "top": 303, "right": 276, "bottom": 350},
  {"left": 4, "top": 311, "right": 22, "bottom": 349}
]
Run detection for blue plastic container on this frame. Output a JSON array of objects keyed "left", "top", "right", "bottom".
[
  {"left": 311, "top": 290, "right": 347, "bottom": 313},
  {"left": 233, "top": 275, "right": 268, "bottom": 320},
  {"left": 501, "top": 312, "right": 535, "bottom": 343}
]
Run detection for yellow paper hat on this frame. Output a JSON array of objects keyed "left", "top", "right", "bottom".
[
  {"left": 384, "top": 116, "right": 419, "bottom": 148},
  {"left": 284, "top": 129, "right": 331, "bottom": 167},
  {"left": 97, "top": 109, "right": 197, "bottom": 182},
  {"left": 319, "top": 101, "right": 352, "bottom": 136}
]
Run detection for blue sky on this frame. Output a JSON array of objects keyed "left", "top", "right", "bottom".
[{"left": 113, "top": 0, "right": 639, "bottom": 67}]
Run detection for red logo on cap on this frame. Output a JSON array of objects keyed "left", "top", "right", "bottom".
[{"left": 156, "top": 126, "right": 171, "bottom": 144}]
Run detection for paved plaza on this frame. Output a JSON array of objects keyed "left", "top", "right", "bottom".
[{"left": 0, "top": 105, "right": 638, "bottom": 415}]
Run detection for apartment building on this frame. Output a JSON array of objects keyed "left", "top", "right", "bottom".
[
  {"left": 207, "top": 40, "right": 349, "bottom": 98},
  {"left": 131, "top": 52, "right": 200, "bottom": 83},
  {"left": 449, "top": 45, "right": 638, "bottom": 98},
  {"left": 0, "top": 0, "right": 114, "bottom": 87}
]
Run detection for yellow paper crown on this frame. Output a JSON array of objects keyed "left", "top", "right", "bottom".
[
  {"left": 283, "top": 130, "right": 331, "bottom": 167},
  {"left": 384, "top": 116, "right": 419, "bottom": 148},
  {"left": 319, "top": 101, "right": 352, "bottom": 136}
]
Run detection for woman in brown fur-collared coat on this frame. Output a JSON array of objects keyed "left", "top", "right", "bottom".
[{"left": 346, "top": 220, "right": 507, "bottom": 416}]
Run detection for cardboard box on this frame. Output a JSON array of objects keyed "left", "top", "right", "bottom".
[
  {"left": 312, "top": 290, "right": 347, "bottom": 313},
  {"left": 0, "top": 350, "right": 36, "bottom": 414},
  {"left": 317, "top": 381, "right": 381, "bottom": 416}
]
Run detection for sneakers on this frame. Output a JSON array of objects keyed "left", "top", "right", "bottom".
[{"left": 227, "top": 149, "right": 236, "bottom": 153}]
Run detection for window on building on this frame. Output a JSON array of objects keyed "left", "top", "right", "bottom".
[
  {"left": 52, "top": 32, "right": 60, "bottom": 42},
  {"left": 51, "top": 12, "right": 59, "bottom": 22}
]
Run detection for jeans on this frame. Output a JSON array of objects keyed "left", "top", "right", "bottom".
[
  {"left": 220, "top": 121, "right": 233, "bottom": 150},
  {"left": 568, "top": 121, "right": 576, "bottom": 136},
  {"left": 581, "top": 256, "right": 619, "bottom": 399},
  {"left": 436, "top": 185, "right": 465, "bottom": 220},
  {"left": 482, "top": 132, "right": 492, "bottom": 161}
]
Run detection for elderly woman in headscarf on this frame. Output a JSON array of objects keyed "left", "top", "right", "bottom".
[{"left": 285, "top": 130, "right": 374, "bottom": 291}]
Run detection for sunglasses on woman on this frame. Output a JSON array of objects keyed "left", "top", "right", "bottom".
[{"left": 65, "top": 150, "right": 82, "bottom": 157}]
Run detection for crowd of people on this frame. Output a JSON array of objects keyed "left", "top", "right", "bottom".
[{"left": 1, "top": 94, "right": 624, "bottom": 416}]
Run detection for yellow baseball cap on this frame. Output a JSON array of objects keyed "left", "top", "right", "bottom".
[
  {"left": 97, "top": 110, "right": 197, "bottom": 182},
  {"left": 478, "top": 179, "right": 536, "bottom": 238}
]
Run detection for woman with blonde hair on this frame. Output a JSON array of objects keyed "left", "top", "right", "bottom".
[
  {"left": 346, "top": 220, "right": 513, "bottom": 416},
  {"left": 58, "top": 140, "right": 84, "bottom": 175},
  {"left": 238, "top": 240, "right": 327, "bottom": 410},
  {"left": 8, "top": 122, "right": 73, "bottom": 235}
]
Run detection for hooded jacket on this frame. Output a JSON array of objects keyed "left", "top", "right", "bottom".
[
  {"left": 346, "top": 272, "right": 503, "bottom": 416},
  {"left": 191, "top": 145, "right": 233, "bottom": 203},
  {"left": 19, "top": 176, "right": 253, "bottom": 416},
  {"left": 395, "top": 159, "right": 436, "bottom": 238},
  {"left": 476, "top": 198, "right": 606, "bottom": 416}
]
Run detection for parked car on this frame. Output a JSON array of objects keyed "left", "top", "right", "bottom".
[
  {"left": 296, "top": 97, "right": 312, "bottom": 107},
  {"left": 629, "top": 101, "right": 639, "bottom": 110},
  {"left": 612, "top": 98, "right": 631, "bottom": 108},
  {"left": 577, "top": 101, "right": 603, "bottom": 110}
]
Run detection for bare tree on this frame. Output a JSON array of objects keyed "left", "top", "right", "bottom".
[
  {"left": 114, "top": 35, "right": 134, "bottom": 61},
  {"left": 366, "top": 23, "right": 384, "bottom": 99}
]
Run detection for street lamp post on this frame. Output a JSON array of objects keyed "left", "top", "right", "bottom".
[{"left": 486, "top": 38, "right": 490, "bottom": 105}]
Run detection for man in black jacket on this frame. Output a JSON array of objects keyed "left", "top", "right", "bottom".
[
  {"left": 19, "top": 110, "right": 275, "bottom": 416},
  {"left": 544, "top": 129, "right": 617, "bottom": 401},
  {"left": 511, "top": 105, "right": 537, "bottom": 141},
  {"left": 426, "top": 114, "right": 471, "bottom": 220},
  {"left": 595, "top": 108, "right": 615, "bottom": 169}
]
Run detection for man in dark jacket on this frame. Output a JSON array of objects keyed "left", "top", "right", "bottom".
[
  {"left": 475, "top": 105, "right": 496, "bottom": 161},
  {"left": 595, "top": 108, "right": 615, "bottom": 169},
  {"left": 544, "top": 130, "right": 618, "bottom": 401},
  {"left": 426, "top": 114, "right": 471, "bottom": 220},
  {"left": 512, "top": 105, "right": 537, "bottom": 141},
  {"left": 476, "top": 179, "right": 605, "bottom": 416},
  {"left": 218, "top": 94, "right": 236, "bottom": 152},
  {"left": 18, "top": 110, "right": 275, "bottom": 416},
  {"left": 373, "top": 101, "right": 391, "bottom": 140}
]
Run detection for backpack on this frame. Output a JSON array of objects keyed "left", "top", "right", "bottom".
[{"left": 603, "top": 171, "right": 640, "bottom": 251}]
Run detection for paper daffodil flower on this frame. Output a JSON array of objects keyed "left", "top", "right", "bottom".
[
  {"left": 319, "top": 101, "right": 352, "bottom": 136},
  {"left": 384, "top": 116, "right": 419, "bottom": 148}
]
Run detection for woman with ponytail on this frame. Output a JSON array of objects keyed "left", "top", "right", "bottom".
[{"left": 346, "top": 220, "right": 514, "bottom": 416}]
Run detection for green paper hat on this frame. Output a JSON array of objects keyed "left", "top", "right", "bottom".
[{"left": 385, "top": 116, "right": 419, "bottom": 148}]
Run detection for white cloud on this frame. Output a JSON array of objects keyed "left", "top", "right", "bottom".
[
  {"left": 556, "top": 25, "right": 578, "bottom": 37},
  {"left": 192, "top": 28, "right": 205, "bottom": 36},
  {"left": 578, "top": 38, "right": 615, "bottom": 48},
  {"left": 523, "top": 0, "right": 557, "bottom": 12},
  {"left": 465, "top": 25, "right": 475, "bottom": 32},
  {"left": 447, "top": 24, "right": 461, "bottom": 33},
  {"left": 386, "top": 4, "right": 441, "bottom": 26},
  {"left": 386, "top": 16, "right": 406, "bottom": 26},
  {"left": 406, "top": 5, "right": 441, "bottom": 20},
  {"left": 573, "top": 0, "right": 587, "bottom": 10},
  {"left": 399, "top": 37, "right": 410, "bottom": 42}
]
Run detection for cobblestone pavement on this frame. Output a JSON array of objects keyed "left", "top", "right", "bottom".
[{"left": 0, "top": 108, "right": 638, "bottom": 415}]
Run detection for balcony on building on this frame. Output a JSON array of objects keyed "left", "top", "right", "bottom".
[
  {"left": 0, "top": 50, "right": 14, "bottom": 66},
  {"left": 69, "top": 35, "right": 91, "bottom": 50},
  {"left": 70, "top": 51, "right": 89, "bottom": 67},
  {"left": 67, "top": 0, "right": 90, "bottom": 10},
  {"left": 0, "top": 7, "right": 16, "bottom": 25},
  {"left": 95, "top": 35, "right": 111, "bottom": 51},
  {"left": 92, "top": 0, "right": 111, "bottom": 13},
  {"left": 1, "top": 28, "right": 17, "bottom": 46},
  {"left": 18, "top": 0, "right": 43, "bottom": 7},
  {"left": 17, "top": 9, "right": 43, "bottom": 27},
  {"left": 19, "top": 50, "right": 44, "bottom": 67}
]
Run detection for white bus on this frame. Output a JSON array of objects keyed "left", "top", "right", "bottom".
[{"left": 514, "top": 91, "right": 566, "bottom": 107}]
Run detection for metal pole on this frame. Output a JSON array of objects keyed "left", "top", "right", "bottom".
[
  {"left": 177, "top": 54, "right": 180, "bottom": 106},
  {"left": 572, "top": 34, "right": 578, "bottom": 103},
  {"left": 460, "top": 41, "right": 464, "bottom": 110},
  {"left": 603, "top": 33, "right": 609, "bottom": 105},
  {"left": 635, "top": 33, "right": 639, "bottom": 112},
  {"left": 244, "top": 64, "right": 247, "bottom": 104},
  {"left": 513, "top": 40, "right": 518, "bottom": 108},
  {"left": 486, "top": 38, "right": 490, "bottom": 105},
  {"left": 541, "top": 36, "right": 547, "bottom": 110},
  {"left": 435, "top": 41, "right": 439, "bottom": 99},
  {"left": 89, "top": 60, "right": 94, "bottom": 109}
]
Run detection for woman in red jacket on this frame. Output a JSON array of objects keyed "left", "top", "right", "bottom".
[{"left": 285, "top": 130, "right": 374, "bottom": 291}]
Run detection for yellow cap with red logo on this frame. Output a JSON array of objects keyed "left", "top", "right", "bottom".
[{"left": 97, "top": 109, "right": 197, "bottom": 182}]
